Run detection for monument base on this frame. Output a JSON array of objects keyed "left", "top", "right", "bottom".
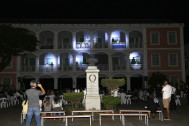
[{"left": 85, "top": 95, "right": 101, "bottom": 110}]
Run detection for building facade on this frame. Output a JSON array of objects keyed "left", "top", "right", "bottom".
[{"left": 0, "top": 21, "right": 185, "bottom": 91}]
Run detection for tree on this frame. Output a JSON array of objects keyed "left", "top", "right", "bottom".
[
  {"left": 148, "top": 72, "right": 167, "bottom": 88},
  {"left": 0, "top": 24, "right": 38, "bottom": 72},
  {"left": 101, "top": 78, "right": 125, "bottom": 95}
]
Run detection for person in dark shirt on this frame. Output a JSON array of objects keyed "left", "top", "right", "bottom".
[
  {"left": 145, "top": 94, "right": 159, "bottom": 119},
  {"left": 154, "top": 84, "right": 163, "bottom": 110},
  {"left": 26, "top": 80, "right": 45, "bottom": 126}
]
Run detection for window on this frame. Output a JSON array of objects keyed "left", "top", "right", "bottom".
[
  {"left": 63, "top": 58, "right": 70, "bottom": 66},
  {"left": 46, "top": 38, "right": 53, "bottom": 46},
  {"left": 45, "top": 58, "right": 53, "bottom": 65},
  {"left": 168, "top": 31, "right": 177, "bottom": 44},
  {"left": 112, "top": 57, "right": 120, "bottom": 65},
  {"left": 150, "top": 32, "right": 160, "bottom": 45},
  {"left": 6, "top": 59, "right": 12, "bottom": 68},
  {"left": 2, "top": 77, "right": 11, "bottom": 90},
  {"left": 169, "top": 54, "right": 178, "bottom": 66},
  {"left": 169, "top": 76, "right": 179, "bottom": 85},
  {"left": 151, "top": 54, "right": 160, "bottom": 66}
]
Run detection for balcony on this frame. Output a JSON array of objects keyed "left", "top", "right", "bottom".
[
  {"left": 112, "top": 42, "right": 126, "bottom": 48},
  {"left": 113, "top": 65, "right": 126, "bottom": 71},
  {"left": 130, "top": 64, "right": 143, "bottom": 70},
  {"left": 58, "top": 66, "right": 73, "bottom": 72},
  {"left": 76, "top": 64, "right": 88, "bottom": 71},
  {"left": 97, "top": 64, "right": 109, "bottom": 71},
  {"left": 21, "top": 65, "right": 35, "bottom": 72},
  {"left": 76, "top": 42, "right": 90, "bottom": 49},
  {"left": 40, "top": 45, "right": 53, "bottom": 49},
  {"left": 39, "top": 64, "right": 54, "bottom": 72},
  {"left": 58, "top": 44, "right": 72, "bottom": 49}
]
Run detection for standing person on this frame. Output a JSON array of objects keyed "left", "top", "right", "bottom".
[
  {"left": 162, "top": 80, "right": 172, "bottom": 120},
  {"left": 26, "top": 80, "right": 46, "bottom": 126},
  {"left": 170, "top": 86, "right": 176, "bottom": 110},
  {"left": 52, "top": 95, "right": 63, "bottom": 116}
]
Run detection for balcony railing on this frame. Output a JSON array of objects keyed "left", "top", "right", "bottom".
[
  {"left": 58, "top": 66, "right": 73, "bottom": 71},
  {"left": 76, "top": 42, "right": 90, "bottom": 49},
  {"left": 113, "top": 65, "right": 126, "bottom": 71},
  {"left": 130, "top": 64, "right": 143, "bottom": 70},
  {"left": 58, "top": 44, "right": 72, "bottom": 49},
  {"left": 39, "top": 65, "right": 54, "bottom": 72},
  {"left": 21, "top": 65, "right": 35, "bottom": 72},
  {"left": 76, "top": 64, "right": 88, "bottom": 71},
  {"left": 97, "top": 64, "right": 109, "bottom": 71},
  {"left": 112, "top": 42, "right": 126, "bottom": 48},
  {"left": 40, "top": 45, "right": 53, "bottom": 49}
]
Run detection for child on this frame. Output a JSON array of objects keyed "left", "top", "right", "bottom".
[{"left": 22, "top": 98, "right": 28, "bottom": 120}]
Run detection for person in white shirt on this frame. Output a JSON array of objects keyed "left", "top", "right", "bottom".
[{"left": 162, "top": 80, "right": 172, "bottom": 120}]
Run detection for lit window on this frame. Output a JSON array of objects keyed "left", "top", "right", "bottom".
[{"left": 150, "top": 32, "right": 160, "bottom": 45}]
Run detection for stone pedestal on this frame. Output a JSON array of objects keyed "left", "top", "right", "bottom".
[{"left": 85, "top": 66, "right": 101, "bottom": 110}]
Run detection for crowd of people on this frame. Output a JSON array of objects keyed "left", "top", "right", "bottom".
[{"left": 1, "top": 79, "right": 189, "bottom": 125}]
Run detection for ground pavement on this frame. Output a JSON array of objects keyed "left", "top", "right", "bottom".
[{"left": 0, "top": 99, "right": 189, "bottom": 126}]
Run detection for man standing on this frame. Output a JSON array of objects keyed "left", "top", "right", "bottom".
[
  {"left": 162, "top": 80, "right": 172, "bottom": 120},
  {"left": 26, "top": 80, "right": 46, "bottom": 126}
]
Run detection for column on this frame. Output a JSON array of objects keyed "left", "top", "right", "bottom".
[
  {"left": 16, "top": 56, "right": 21, "bottom": 90},
  {"left": 127, "top": 76, "right": 131, "bottom": 91},
  {"left": 72, "top": 32, "right": 76, "bottom": 50},
  {"left": 143, "top": 27, "right": 148, "bottom": 79},
  {"left": 54, "top": 77, "right": 58, "bottom": 89},
  {"left": 126, "top": 54, "right": 130, "bottom": 72},
  {"left": 108, "top": 32, "right": 112, "bottom": 49},
  {"left": 142, "top": 27, "right": 148, "bottom": 89},
  {"left": 35, "top": 55, "right": 39, "bottom": 72},
  {"left": 73, "top": 54, "right": 76, "bottom": 72},
  {"left": 90, "top": 32, "right": 94, "bottom": 49},
  {"left": 72, "top": 77, "right": 77, "bottom": 89},
  {"left": 54, "top": 53, "right": 58, "bottom": 72},
  {"left": 180, "top": 27, "right": 186, "bottom": 82},
  {"left": 36, "top": 32, "right": 40, "bottom": 50},
  {"left": 108, "top": 54, "right": 112, "bottom": 72},
  {"left": 54, "top": 31, "right": 58, "bottom": 50}
]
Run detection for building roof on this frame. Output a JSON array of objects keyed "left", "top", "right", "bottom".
[{"left": 0, "top": 18, "right": 183, "bottom": 24}]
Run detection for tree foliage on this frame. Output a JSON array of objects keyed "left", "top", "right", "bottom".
[
  {"left": 102, "top": 96, "right": 121, "bottom": 109},
  {"left": 0, "top": 24, "right": 38, "bottom": 71},
  {"left": 101, "top": 78, "right": 125, "bottom": 95},
  {"left": 63, "top": 92, "right": 84, "bottom": 109},
  {"left": 148, "top": 72, "right": 167, "bottom": 88}
]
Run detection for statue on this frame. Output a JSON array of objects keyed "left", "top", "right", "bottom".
[{"left": 87, "top": 53, "right": 98, "bottom": 66}]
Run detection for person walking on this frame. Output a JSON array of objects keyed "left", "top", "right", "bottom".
[
  {"left": 162, "top": 80, "right": 172, "bottom": 120},
  {"left": 25, "top": 80, "right": 46, "bottom": 126}
]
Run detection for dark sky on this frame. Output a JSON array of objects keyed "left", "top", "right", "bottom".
[{"left": 0, "top": 0, "right": 189, "bottom": 43}]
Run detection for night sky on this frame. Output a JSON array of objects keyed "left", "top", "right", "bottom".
[{"left": 0, "top": 0, "right": 188, "bottom": 43}]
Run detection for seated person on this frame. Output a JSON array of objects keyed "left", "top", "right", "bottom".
[
  {"left": 43, "top": 97, "right": 52, "bottom": 116},
  {"left": 52, "top": 95, "right": 63, "bottom": 117},
  {"left": 145, "top": 94, "right": 159, "bottom": 119}
]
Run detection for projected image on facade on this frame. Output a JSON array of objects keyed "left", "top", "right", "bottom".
[{"left": 129, "top": 52, "right": 143, "bottom": 70}]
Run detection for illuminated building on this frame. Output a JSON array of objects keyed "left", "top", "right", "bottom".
[{"left": 0, "top": 19, "right": 185, "bottom": 91}]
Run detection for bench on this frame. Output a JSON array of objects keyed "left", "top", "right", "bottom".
[
  {"left": 99, "top": 113, "right": 125, "bottom": 126},
  {"left": 41, "top": 115, "right": 92, "bottom": 126},
  {"left": 119, "top": 110, "right": 163, "bottom": 121},
  {"left": 99, "top": 113, "right": 148, "bottom": 126},
  {"left": 21, "top": 111, "right": 66, "bottom": 124},
  {"left": 72, "top": 110, "right": 114, "bottom": 121}
]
